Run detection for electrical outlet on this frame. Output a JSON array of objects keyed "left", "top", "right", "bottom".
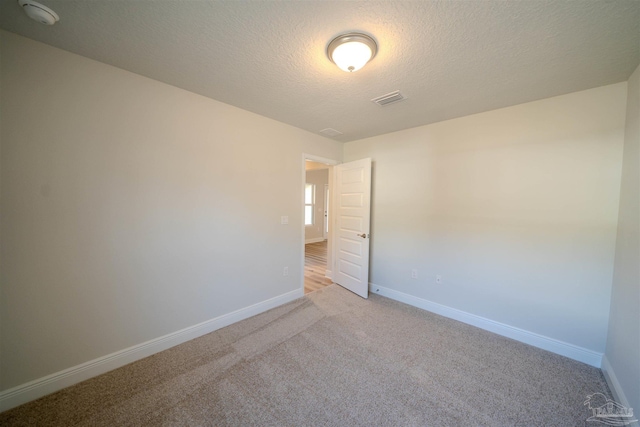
[
  {"left": 281, "top": 216, "right": 289, "bottom": 225},
  {"left": 436, "top": 275, "right": 442, "bottom": 284},
  {"left": 411, "top": 269, "right": 418, "bottom": 279},
  {"left": 283, "top": 267, "right": 289, "bottom": 276}
]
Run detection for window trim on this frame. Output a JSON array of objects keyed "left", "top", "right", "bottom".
[{"left": 304, "top": 183, "right": 315, "bottom": 226}]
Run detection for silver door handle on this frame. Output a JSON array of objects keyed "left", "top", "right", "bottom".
[{"left": 358, "top": 233, "right": 369, "bottom": 238}]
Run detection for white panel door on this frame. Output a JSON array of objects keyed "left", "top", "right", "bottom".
[{"left": 334, "top": 158, "right": 371, "bottom": 298}]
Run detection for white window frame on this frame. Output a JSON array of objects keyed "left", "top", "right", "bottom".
[{"left": 305, "top": 183, "right": 315, "bottom": 226}]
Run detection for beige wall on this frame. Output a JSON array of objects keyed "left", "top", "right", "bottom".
[
  {"left": 344, "top": 83, "right": 627, "bottom": 353},
  {"left": 305, "top": 160, "right": 329, "bottom": 171},
  {"left": 605, "top": 64, "right": 640, "bottom": 412},
  {"left": 0, "top": 31, "right": 341, "bottom": 391}
]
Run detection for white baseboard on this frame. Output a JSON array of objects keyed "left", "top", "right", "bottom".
[
  {"left": 305, "top": 237, "right": 325, "bottom": 244},
  {"left": 602, "top": 356, "right": 639, "bottom": 427},
  {"left": 325, "top": 270, "right": 332, "bottom": 280},
  {"left": 601, "top": 355, "right": 636, "bottom": 412},
  {"left": 0, "top": 288, "right": 303, "bottom": 413},
  {"left": 369, "top": 283, "right": 603, "bottom": 368}
]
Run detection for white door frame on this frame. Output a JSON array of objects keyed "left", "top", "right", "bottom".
[
  {"left": 323, "top": 184, "right": 329, "bottom": 240},
  {"left": 301, "top": 154, "right": 338, "bottom": 293}
]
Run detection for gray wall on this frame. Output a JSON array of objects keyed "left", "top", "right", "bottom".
[
  {"left": 0, "top": 31, "right": 341, "bottom": 391},
  {"left": 605, "top": 63, "right": 640, "bottom": 413},
  {"left": 344, "top": 83, "right": 627, "bottom": 353}
]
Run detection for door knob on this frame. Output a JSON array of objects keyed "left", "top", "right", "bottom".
[{"left": 358, "top": 233, "right": 369, "bottom": 238}]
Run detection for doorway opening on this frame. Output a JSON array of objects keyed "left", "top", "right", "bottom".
[
  {"left": 303, "top": 156, "right": 336, "bottom": 294},
  {"left": 301, "top": 155, "right": 371, "bottom": 298}
]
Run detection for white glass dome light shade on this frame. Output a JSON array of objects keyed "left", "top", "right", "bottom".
[
  {"left": 331, "top": 42, "right": 372, "bottom": 72},
  {"left": 327, "top": 33, "right": 378, "bottom": 73},
  {"left": 18, "top": 0, "right": 59, "bottom": 25}
]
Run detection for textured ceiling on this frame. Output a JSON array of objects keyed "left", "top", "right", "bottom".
[{"left": 1, "top": 1, "right": 639, "bottom": 142}]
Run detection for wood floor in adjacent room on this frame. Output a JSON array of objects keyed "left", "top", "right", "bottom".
[{"left": 304, "top": 240, "right": 333, "bottom": 294}]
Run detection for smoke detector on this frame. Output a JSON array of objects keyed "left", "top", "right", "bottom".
[{"left": 18, "top": 0, "right": 59, "bottom": 25}]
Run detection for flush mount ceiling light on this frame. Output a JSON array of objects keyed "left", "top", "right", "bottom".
[
  {"left": 18, "top": 0, "right": 59, "bottom": 25},
  {"left": 327, "top": 33, "right": 377, "bottom": 73}
]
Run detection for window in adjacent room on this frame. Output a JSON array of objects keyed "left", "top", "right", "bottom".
[{"left": 305, "top": 183, "right": 315, "bottom": 225}]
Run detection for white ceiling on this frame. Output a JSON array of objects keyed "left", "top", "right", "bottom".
[{"left": 1, "top": 1, "right": 638, "bottom": 143}]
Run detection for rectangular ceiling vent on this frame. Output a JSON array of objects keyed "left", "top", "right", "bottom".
[
  {"left": 319, "top": 128, "right": 343, "bottom": 137},
  {"left": 371, "top": 90, "right": 406, "bottom": 106}
]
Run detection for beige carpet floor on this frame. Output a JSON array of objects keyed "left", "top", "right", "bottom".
[{"left": 0, "top": 285, "right": 612, "bottom": 426}]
